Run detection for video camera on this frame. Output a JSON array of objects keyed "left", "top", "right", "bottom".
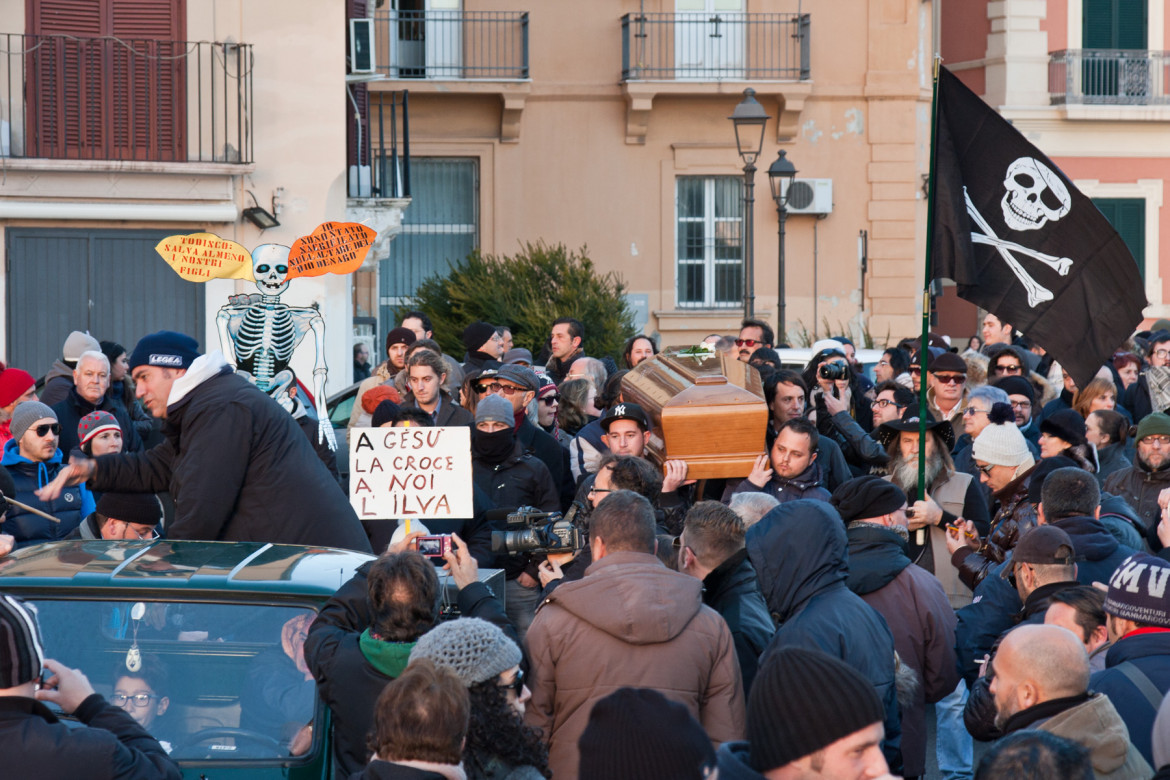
[{"left": 490, "top": 502, "right": 586, "bottom": 556}]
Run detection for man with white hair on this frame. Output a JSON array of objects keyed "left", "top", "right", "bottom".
[{"left": 51, "top": 350, "right": 141, "bottom": 455}]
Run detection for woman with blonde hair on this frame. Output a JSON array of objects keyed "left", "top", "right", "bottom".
[{"left": 1072, "top": 376, "right": 1117, "bottom": 419}]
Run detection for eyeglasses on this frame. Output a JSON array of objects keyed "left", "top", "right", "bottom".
[
  {"left": 1155, "top": 350, "right": 1170, "bottom": 360},
  {"left": 34, "top": 423, "right": 61, "bottom": 438},
  {"left": 540, "top": 395, "right": 560, "bottom": 405},
  {"left": 111, "top": 693, "right": 158, "bottom": 708},
  {"left": 1142, "top": 435, "right": 1170, "bottom": 447},
  {"left": 975, "top": 463, "right": 995, "bottom": 476},
  {"left": 873, "top": 399, "right": 904, "bottom": 409},
  {"left": 1010, "top": 400, "right": 1032, "bottom": 409},
  {"left": 474, "top": 382, "right": 525, "bottom": 396},
  {"left": 587, "top": 486, "right": 612, "bottom": 495},
  {"left": 734, "top": 339, "right": 759, "bottom": 348},
  {"left": 876, "top": 360, "right": 891, "bottom": 367},
  {"left": 125, "top": 525, "right": 161, "bottom": 541},
  {"left": 962, "top": 407, "right": 989, "bottom": 417},
  {"left": 933, "top": 374, "right": 965, "bottom": 385},
  {"left": 498, "top": 668, "right": 525, "bottom": 694},
  {"left": 995, "top": 364, "right": 1023, "bottom": 374}
]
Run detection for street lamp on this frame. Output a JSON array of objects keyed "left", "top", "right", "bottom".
[
  {"left": 729, "top": 88, "right": 770, "bottom": 320},
  {"left": 767, "top": 149, "right": 797, "bottom": 342}
]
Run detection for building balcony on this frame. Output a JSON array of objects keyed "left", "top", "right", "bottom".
[
  {"left": 365, "top": 10, "right": 529, "bottom": 141},
  {"left": 1049, "top": 49, "right": 1170, "bottom": 117},
  {"left": 619, "top": 12, "right": 812, "bottom": 144},
  {"left": 0, "top": 33, "right": 254, "bottom": 165}
]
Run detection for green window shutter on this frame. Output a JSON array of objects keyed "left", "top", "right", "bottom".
[
  {"left": 1094, "top": 198, "right": 1145, "bottom": 281},
  {"left": 1083, "top": 0, "right": 1147, "bottom": 49}
]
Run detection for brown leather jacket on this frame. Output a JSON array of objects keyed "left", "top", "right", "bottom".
[
  {"left": 952, "top": 466, "right": 1037, "bottom": 590},
  {"left": 524, "top": 551, "right": 745, "bottom": 780}
]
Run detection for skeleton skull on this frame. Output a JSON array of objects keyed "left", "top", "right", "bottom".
[
  {"left": 251, "top": 244, "right": 291, "bottom": 297},
  {"left": 1000, "top": 157, "right": 1071, "bottom": 232}
]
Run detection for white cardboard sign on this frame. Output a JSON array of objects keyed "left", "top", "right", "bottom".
[{"left": 349, "top": 426, "right": 473, "bottom": 520}]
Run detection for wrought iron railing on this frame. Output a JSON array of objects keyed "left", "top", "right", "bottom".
[
  {"left": 372, "top": 10, "right": 528, "bottom": 80},
  {"left": 348, "top": 90, "right": 411, "bottom": 199},
  {"left": 1049, "top": 49, "right": 1170, "bottom": 105},
  {"left": 622, "top": 13, "right": 810, "bottom": 81},
  {"left": 0, "top": 33, "right": 253, "bottom": 163}
]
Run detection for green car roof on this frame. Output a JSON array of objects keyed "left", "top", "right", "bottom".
[{"left": 0, "top": 540, "right": 374, "bottom": 599}]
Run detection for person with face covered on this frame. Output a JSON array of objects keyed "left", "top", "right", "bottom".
[{"left": 471, "top": 394, "right": 559, "bottom": 641}]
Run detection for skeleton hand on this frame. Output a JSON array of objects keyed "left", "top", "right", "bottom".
[{"left": 318, "top": 417, "right": 337, "bottom": 452}]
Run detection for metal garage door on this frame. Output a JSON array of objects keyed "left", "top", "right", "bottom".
[{"left": 6, "top": 227, "right": 205, "bottom": 380}]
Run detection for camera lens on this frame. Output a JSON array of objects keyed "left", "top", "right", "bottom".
[{"left": 819, "top": 363, "right": 848, "bottom": 381}]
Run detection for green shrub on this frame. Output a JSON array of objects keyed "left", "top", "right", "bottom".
[{"left": 405, "top": 242, "right": 637, "bottom": 362}]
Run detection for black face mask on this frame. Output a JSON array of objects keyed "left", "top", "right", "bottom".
[{"left": 472, "top": 428, "right": 514, "bottom": 463}]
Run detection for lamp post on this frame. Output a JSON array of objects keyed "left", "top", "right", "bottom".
[
  {"left": 729, "top": 88, "right": 770, "bottom": 320},
  {"left": 767, "top": 149, "right": 797, "bottom": 342}
]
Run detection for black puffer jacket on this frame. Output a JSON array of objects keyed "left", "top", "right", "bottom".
[
  {"left": 0, "top": 694, "right": 180, "bottom": 780},
  {"left": 472, "top": 442, "right": 559, "bottom": 580},
  {"left": 91, "top": 354, "right": 371, "bottom": 552},
  {"left": 952, "top": 467, "right": 1037, "bottom": 589},
  {"left": 701, "top": 549, "right": 774, "bottom": 696},
  {"left": 747, "top": 501, "right": 902, "bottom": 774},
  {"left": 306, "top": 560, "right": 516, "bottom": 778}
]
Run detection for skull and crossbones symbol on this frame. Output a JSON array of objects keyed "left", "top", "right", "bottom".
[{"left": 964, "top": 157, "right": 1074, "bottom": 307}]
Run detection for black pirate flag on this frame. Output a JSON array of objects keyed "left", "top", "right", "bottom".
[{"left": 930, "top": 66, "right": 1147, "bottom": 390}]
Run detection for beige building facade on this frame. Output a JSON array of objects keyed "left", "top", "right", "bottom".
[{"left": 371, "top": 0, "right": 933, "bottom": 349}]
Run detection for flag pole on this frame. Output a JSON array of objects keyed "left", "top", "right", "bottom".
[{"left": 918, "top": 56, "right": 943, "bottom": 503}]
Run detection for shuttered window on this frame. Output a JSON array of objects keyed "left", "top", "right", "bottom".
[
  {"left": 27, "top": 0, "right": 186, "bottom": 161},
  {"left": 1083, "top": 0, "right": 1147, "bottom": 49},
  {"left": 1093, "top": 198, "right": 1146, "bottom": 281}
]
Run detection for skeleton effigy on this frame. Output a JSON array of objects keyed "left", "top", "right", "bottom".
[{"left": 156, "top": 223, "right": 376, "bottom": 453}]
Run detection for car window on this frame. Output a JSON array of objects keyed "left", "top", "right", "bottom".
[
  {"left": 29, "top": 598, "right": 319, "bottom": 763},
  {"left": 330, "top": 393, "right": 356, "bottom": 426}
]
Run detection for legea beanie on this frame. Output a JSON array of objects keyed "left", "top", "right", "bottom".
[
  {"left": 408, "top": 617, "right": 521, "bottom": 687},
  {"left": 748, "top": 647, "right": 884, "bottom": 772},
  {"left": 128, "top": 331, "right": 201, "bottom": 371}
]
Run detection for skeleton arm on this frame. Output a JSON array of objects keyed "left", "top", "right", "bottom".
[{"left": 307, "top": 310, "right": 337, "bottom": 452}]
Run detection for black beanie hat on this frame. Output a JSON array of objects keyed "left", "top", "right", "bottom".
[
  {"left": 578, "top": 687, "right": 716, "bottom": 780},
  {"left": 96, "top": 492, "right": 163, "bottom": 526},
  {"left": 748, "top": 647, "right": 884, "bottom": 772},
  {"left": 993, "top": 375, "right": 1035, "bottom": 404},
  {"left": 462, "top": 321, "right": 498, "bottom": 354},
  {"left": 1040, "top": 408, "right": 1087, "bottom": 447},
  {"left": 0, "top": 594, "right": 44, "bottom": 688},
  {"left": 830, "top": 475, "right": 907, "bottom": 523},
  {"left": 371, "top": 400, "right": 401, "bottom": 428}
]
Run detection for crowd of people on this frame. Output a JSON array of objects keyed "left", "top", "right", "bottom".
[{"left": 7, "top": 308, "right": 1170, "bottom": 779}]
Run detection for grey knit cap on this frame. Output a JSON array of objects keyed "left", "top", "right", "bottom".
[
  {"left": 475, "top": 394, "right": 514, "bottom": 428},
  {"left": 409, "top": 617, "right": 522, "bottom": 687},
  {"left": 11, "top": 401, "right": 57, "bottom": 444}
]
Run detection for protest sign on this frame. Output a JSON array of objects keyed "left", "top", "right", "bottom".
[
  {"left": 287, "top": 221, "right": 376, "bottom": 279},
  {"left": 155, "top": 233, "right": 253, "bottom": 281},
  {"left": 349, "top": 426, "right": 473, "bottom": 520}
]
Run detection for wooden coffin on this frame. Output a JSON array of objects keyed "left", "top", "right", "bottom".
[{"left": 621, "top": 347, "right": 767, "bottom": 479}]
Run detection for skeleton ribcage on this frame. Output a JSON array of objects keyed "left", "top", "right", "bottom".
[{"left": 235, "top": 306, "right": 298, "bottom": 390}]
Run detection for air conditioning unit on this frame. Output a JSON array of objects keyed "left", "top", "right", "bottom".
[
  {"left": 781, "top": 178, "right": 833, "bottom": 215},
  {"left": 349, "top": 18, "right": 376, "bottom": 74}
]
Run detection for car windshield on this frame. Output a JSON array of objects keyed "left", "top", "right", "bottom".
[{"left": 28, "top": 597, "right": 318, "bottom": 763}]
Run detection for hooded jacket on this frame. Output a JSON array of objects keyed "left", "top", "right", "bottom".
[
  {"left": 1, "top": 439, "right": 94, "bottom": 547},
  {"left": 845, "top": 523, "right": 959, "bottom": 778},
  {"left": 746, "top": 501, "right": 902, "bottom": 774},
  {"left": 1047, "top": 515, "right": 1136, "bottom": 585},
  {"left": 91, "top": 352, "right": 371, "bottom": 551},
  {"left": 38, "top": 359, "right": 76, "bottom": 407},
  {"left": 1007, "top": 692, "right": 1153, "bottom": 780},
  {"left": 1092, "top": 630, "right": 1170, "bottom": 767},
  {"left": 524, "top": 550, "right": 745, "bottom": 780}
]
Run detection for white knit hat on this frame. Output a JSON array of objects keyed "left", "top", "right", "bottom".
[{"left": 972, "top": 419, "right": 1032, "bottom": 468}]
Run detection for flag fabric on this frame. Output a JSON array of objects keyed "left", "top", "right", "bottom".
[{"left": 930, "top": 66, "right": 1147, "bottom": 390}]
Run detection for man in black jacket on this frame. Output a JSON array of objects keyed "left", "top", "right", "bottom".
[
  {"left": 0, "top": 594, "right": 181, "bottom": 780},
  {"left": 38, "top": 331, "right": 371, "bottom": 553},
  {"left": 51, "top": 350, "right": 142, "bottom": 456},
  {"left": 677, "top": 500, "right": 773, "bottom": 696},
  {"left": 304, "top": 533, "right": 515, "bottom": 777}
]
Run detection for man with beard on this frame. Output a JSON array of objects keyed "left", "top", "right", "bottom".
[
  {"left": 1103, "top": 413, "right": 1170, "bottom": 541},
  {"left": 989, "top": 624, "right": 1150, "bottom": 778},
  {"left": 879, "top": 409, "right": 989, "bottom": 609},
  {"left": 994, "top": 375, "right": 1043, "bottom": 448},
  {"left": 832, "top": 476, "right": 958, "bottom": 780}
]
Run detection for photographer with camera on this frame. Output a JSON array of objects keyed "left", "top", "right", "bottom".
[{"left": 525, "top": 490, "right": 745, "bottom": 779}]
